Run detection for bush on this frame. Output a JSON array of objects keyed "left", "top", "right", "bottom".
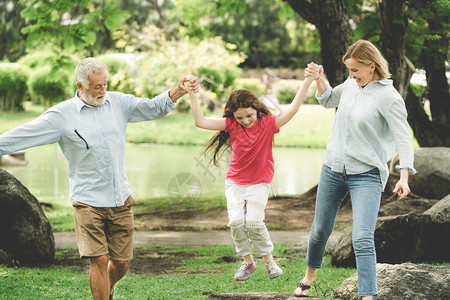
[
  {"left": 29, "top": 66, "right": 73, "bottom": 108},
  {"left": 0, "top": 63, "right": 29, "bottom": 112},
  {"left": 96, "top": 53, "right": 133, "bottom": 92},
  {"left": 233, "top": 78, "right": 266, "bottom": 97},
  {"left": 273, "top": 79, "right": 318, "bottom": 105},
  {"left": 18, "top": 50, "right": 80, "bottom": 106},
  {"left": 124, "top": 38, "right": 244, "bottom": 105}
]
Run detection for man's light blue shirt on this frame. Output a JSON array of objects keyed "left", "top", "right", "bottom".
[
  {"left": 0, "top": 90, "right": 176, "bottom": 207},
  {"left": 317, "top": 78, "right": 416, "bottom": 189}
]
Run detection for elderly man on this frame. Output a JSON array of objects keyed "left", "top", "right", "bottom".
[{"left": 0, "top": 58, "right": 199, "bottom": 299}]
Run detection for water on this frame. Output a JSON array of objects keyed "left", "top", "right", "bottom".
[{"left": 2, "top": 143, "right": 325, "bottom": 203}]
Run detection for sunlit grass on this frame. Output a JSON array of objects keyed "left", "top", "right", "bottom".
[{"left": 0, "top": 245, "right": 357, "bottom": 299}]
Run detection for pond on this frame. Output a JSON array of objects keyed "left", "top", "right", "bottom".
[{"left": 2, "top": 143, "right": 326, "bottom": 204}]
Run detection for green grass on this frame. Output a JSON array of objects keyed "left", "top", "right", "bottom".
[
  {"left": 0, "top": 245, "right": 357, "bottom": 299},
  {"left": 0, "top": 102, "right": 43, "bottom": 133},
  {"left": 126, "top": 105, "right": 335, "bottom": 148}
]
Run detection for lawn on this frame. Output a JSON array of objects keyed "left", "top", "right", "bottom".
[{"left": 0, "top": 245, "right": 357, "bottom": 299}]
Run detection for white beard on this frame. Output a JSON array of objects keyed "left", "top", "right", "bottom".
[{"left": 84, "top": 92, "right": 106, "bottom": 107}]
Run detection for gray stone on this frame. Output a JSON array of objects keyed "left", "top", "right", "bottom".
[
  {"left": 423, "top": 194, "right": 450, "bottom": 223},
  {"left": 423, "top": 194, "right": 450, "bottom": 262},
  {"left": 0, "top": 249, "right": 13, "bottom": 265},
  {"left": 378, "top": 198, "right": 439, "bottom": 216},
  {"left": 0, "top": 169, "right": 55, "bottom": 264},
  {"left": 331, "top": 213, "right": 431, "bottom": 267},
  {"left": 333, "top": 263, "right": 450, "bottom": 300},
  {"left": 284, "top": 236, "right": 339, "bottom": 256},
  {"left": 386, "top": 147, "right": 450, "bottom": 199},
  {"left": 208, "top": 293, "right": 332, "bottom": 299}
]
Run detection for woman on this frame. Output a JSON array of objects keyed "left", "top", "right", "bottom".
[{"left": 294, "top": 40, "right": 416, "bottom": 299}]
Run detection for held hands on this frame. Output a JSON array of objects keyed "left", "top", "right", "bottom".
[
  {"left": 304, "top": 62, "right": 323, "bottom": 81},
  {"left": 179, "top": 76, "right": 199, "bottom": 94}
]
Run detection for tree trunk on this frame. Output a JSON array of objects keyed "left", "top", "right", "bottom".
[
  {"left": 378, "top": 0, "right": 414, "bottom": 99},
  {"left": 283, "top": 0, "right": 353, "bottom": 86},
  {"left": 379, "top": 0, "right": 450, "bottom": 146},
  {"left": 423, "top": 17, "right": 450, "bottom": 128}
]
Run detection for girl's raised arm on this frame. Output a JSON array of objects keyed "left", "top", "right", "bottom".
[
  {"left": 186, "top": 88, "right": 226, "bottom": 131},
  {"left": 275, "top": 66, "right": 320, "bottom": 129}
]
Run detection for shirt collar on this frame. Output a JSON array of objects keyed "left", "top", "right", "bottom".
[{"left": 73, "top": 90, "right": 110, "bottom": 112}]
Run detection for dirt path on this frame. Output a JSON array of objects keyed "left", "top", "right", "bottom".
[
  {"left": 133, "top": 195, "right": 353, "bottom": 231},
  {"left": 50, "top": 194, "right": 352, "bottom": 275}
]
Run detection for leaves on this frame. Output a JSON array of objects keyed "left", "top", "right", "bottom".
[{"left": 19, "top": 0, "right": 130, "bottom": 51}]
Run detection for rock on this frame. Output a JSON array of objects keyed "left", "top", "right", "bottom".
[
  {"left": 333, "top": 263, "right": 450, "bottom": 300},
  {"left": 378, "top": 198, "right": 439, "bottom": 216},
  {"left": 0, "top": 249, "right": 13, "bottom": 265},
  {"left": 423, "top": 194, "right": 450, "bottom": 262},
  {"left": 332, "top": 213, "right": 431, "bottom": 267},
  {"left": 330, "top": 228, "right": 354, "bottom": 268},
  {"left": 386, "top": 147, "right": 450, "bottom": 199},
  {"left": 423, "top": 194, "right": 450, "bottom": 223},
  {"left": 284, "top": 236, "right": 339, "bottom": 256},
  {"left": 208, "top": 293, "right": 332, "bottom": 300},
  {"left": 0, "top": 169, "right": 55, "bottom": 264}
]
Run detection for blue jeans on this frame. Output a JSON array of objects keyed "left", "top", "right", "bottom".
[{"left": 306, "top": 165, "right": 382, "bottom": 296}]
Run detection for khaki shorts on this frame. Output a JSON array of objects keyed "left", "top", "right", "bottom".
[{"left": 73, "top": 196, "right": 135, "bottom": 260}]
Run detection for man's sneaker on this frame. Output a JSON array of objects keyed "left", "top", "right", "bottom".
[
  {"left": 266, "top": 260, "right": 283, "bottom": 279},
  {"left": 234, "top": 262, "right": 256, "bottom": 281}
]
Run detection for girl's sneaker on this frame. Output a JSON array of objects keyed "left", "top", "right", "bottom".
[
  {"left": 234, "top": 262, "right": 256, "bottom": 281},
  {"left": 266, "top": 260, "right": 283, "bottom": 279}
]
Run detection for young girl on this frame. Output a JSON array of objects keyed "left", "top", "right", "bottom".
[{"left": 183, "top": 67, "right": 319, "bottom": 281}]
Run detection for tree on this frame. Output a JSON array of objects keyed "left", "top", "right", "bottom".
[
  {"left": 0, "top": 0, "right": 27, "bottom": 61},
  {"left": 282, "top": 0, "right": 354, "bottom": 86},
  {"left": 19, "top": 0, "right": 130, "bottom": 52}
]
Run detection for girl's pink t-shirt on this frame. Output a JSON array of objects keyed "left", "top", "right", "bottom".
[{"left": 225, "top": 114, "right": 280, "bottom": 185}]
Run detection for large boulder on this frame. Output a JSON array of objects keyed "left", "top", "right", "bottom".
[
  {"left": 378, "top": 198, "right": 439, "bottom": 216},
  {"left": 0, "top": 169, "right": 55, "bottom": 264},
  {"left": 423, "top": 194, "right": 450, "bottom": 262},
  {"left": 386, "top": 147, "right": 450, "bottom": 199},
  {"left": 332, "top": 213, "right": 431, "bottom": 267},
  {"left": 332, "top": 194, "right": 450, "bottom": 267},
  {"left": 333, "top": 263, "right": 450, "bottom": 300},
  {"left": 208, "top": 293, "right": 331, "bottom": 299}
]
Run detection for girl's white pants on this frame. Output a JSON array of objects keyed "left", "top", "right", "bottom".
[{"left": 225, "top": 179, "right": 274, "bottom": 256}]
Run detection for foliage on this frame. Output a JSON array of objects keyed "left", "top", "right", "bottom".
[
  {"left": 95, "top": 53, "right": 132, "bottom": 92},
  {"left": 19, "top": 0, "right": 131, "bottom": 52},
  {"left": 234, "top": 78, "right": 266, "bottom": 97},
  {"left": 171, "top": 0, "right": 320, "bottom": 68},
  {"left": 0, "top": 0, "right": 27, "bottom": 61},
  {"left": 0, "top": 63, "right": 28, "bottom": 111},
  {"left": 28, "top": 66, "right": 73, "bottom": 108},
  {"left": 111, "top": 38, "right": 244, "bottom": 105},
  {"left": 273, "top": 80, "right": 318, "bottom": 105},
  {"left": 18, "top": 50, "right": 80, "bottom": 106}
]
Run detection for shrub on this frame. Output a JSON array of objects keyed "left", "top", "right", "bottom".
[
  {"left": 273, "top": 79, "right": 318, "bottom": 105},
  {"left": 29, "top": 66, "right": 73, "bottom": 108},
  {"left": 18, "top": 50, "right": 80, "bottom": 106},
  {"left": 96, "top": 53, "right": 133, "bottom": 92},
  {"left": 233, "top": 78, "right": 266, "bottom": 97},
  {"left": 127, "top": 38, "right": 244, "bottom": 105},
  {"left": 0, "top": 63, "right": 29, "bottom": 112}
]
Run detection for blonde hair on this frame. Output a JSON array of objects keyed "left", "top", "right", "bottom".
[{"left": 342, "top": 40, "right": 390, "bottom": 79}]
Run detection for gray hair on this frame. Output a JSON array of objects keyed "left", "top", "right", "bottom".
[{"left": 75, "top": 58, "right": 108, "bottom": 89}]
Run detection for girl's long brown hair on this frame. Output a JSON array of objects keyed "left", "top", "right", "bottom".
[{"left": 202, "top": 89, "right": 272, "bottom": 167}]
